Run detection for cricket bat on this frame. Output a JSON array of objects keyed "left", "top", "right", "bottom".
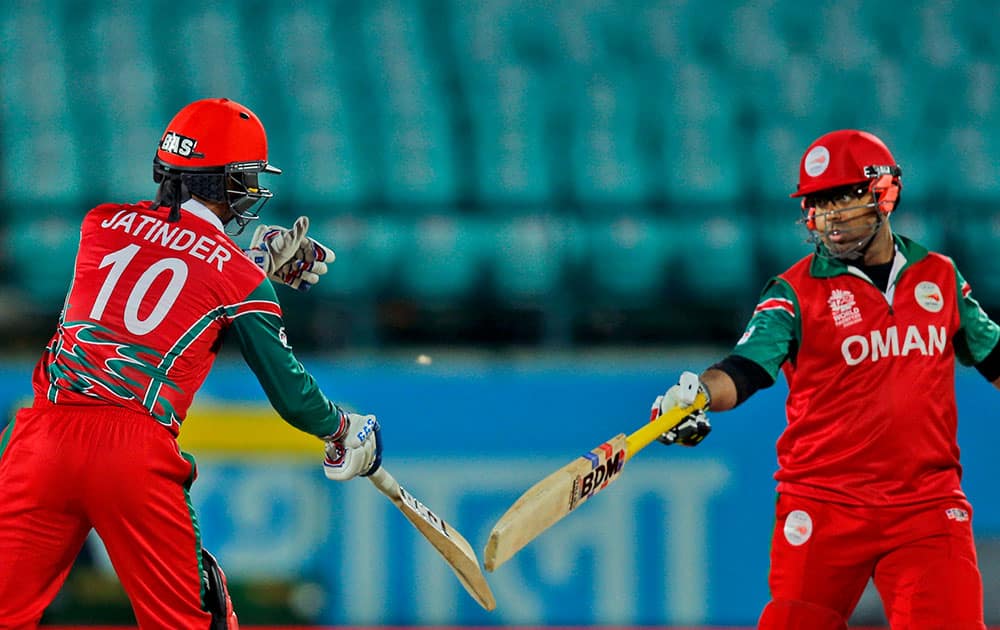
[
  {"left": 368, "top": 467, "right": 496, "bottom": 611},
  {"left": 483, "top": 392, "right": 709, "bottom": 572}
]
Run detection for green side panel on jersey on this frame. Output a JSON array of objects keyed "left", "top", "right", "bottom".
[
  {"left": 952, "top": 264, "right": 1000, "bottom": 366},
  {"left": 178, "top": 450, "right": 207, "bottom": 608},
  {"left": 0, "top": 416, "right": 15, "bottom": 461},
  {"left": 730, "top": 277, "right": 801, "bottom": 381},
  {"left": 229, "top": 280, "right": 341, "bottom": 438}
]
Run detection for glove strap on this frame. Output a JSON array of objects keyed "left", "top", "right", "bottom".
[
  {"left": 321, "top": 406, "right": 350, "bottom": 443},
  {"left": 697, "top": 378, "right": 712, "bottom": 409}
]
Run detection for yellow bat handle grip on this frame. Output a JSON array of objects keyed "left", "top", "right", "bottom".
[{"left": 624, "top": 391, "right": 709, "bottom": 461}]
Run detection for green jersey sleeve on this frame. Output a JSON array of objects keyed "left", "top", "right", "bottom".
[
  {"left": 229, "top": 280, "right": 342, "bottom": 438},
  {"left": 951, "top": 264, "right": 1000, "bottom": 366},
  {"left": 729, "top": 277, "right": 801, "bottom": 380}
]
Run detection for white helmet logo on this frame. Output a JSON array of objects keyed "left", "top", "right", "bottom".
[{"left": 804, "top": 146, "right": 830, "bottom": 177}]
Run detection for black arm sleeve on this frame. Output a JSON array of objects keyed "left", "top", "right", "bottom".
[
  {"left": 709, "top": 354, "right": 775, "bottom": 407},
  {"left": 975, "top": 338, "right": 1000, "bottom": 382}
]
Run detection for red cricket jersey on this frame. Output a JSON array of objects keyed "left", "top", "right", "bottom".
[
  {"left": 732, "top": 235, "right": 1000, "bottom": 506},
  {"left": 32, "top": 201, "right": 276, "bottom": 434}
]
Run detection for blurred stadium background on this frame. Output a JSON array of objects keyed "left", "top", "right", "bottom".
[{"left": 2, "top": 0, "right": 1000, "bottom": 627}]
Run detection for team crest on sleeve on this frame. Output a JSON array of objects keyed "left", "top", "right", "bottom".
[
  {"left": 828, "top": 289, "right": 862, "bottom": 328},
  {"left": 914, "top": 281, "right": 944, "bottom": 313},
  {"left": 737, "top": 325, "right": 756, "bottom": 345}
]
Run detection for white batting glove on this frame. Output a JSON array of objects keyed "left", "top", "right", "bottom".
[
  {"left": 323, "top": 412, "right": 382, "bottom": 481},
  {"left": 286, "top": 231, "right": 336, "bottom": 292},
  {"left": 651, "top": 371, "right": 711, "bottom": 447},
  {"left": 246, "top": 216, "right": 336, "bottom": 291}
]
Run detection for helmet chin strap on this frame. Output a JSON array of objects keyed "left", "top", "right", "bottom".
[{"left": 807, "top": 205, "right": 885, "bottom": 262}]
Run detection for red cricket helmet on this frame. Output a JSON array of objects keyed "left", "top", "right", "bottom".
[
  {"left": 792, "top": 129, "right": 902, "bottom": 227},
  {"left": 155, "top": 98, "right": 281, "bottom": 174},
  {"left": 152, "top": 98, "right": 281, "bottom": 232}
]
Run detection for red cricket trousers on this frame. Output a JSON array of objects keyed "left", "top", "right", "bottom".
[
  {"left": 0, "top": 403, "right": 213, "bottom": 629},
  {"left": 759, "top": 492, "right": 985, "bottom": 630}
]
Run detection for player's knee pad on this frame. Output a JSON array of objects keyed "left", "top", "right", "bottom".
[
  {"left": 202, "top": 548, "right": 239, "bottom": 630},
  {"left": 758, "top": 598, "right": 847, "bottom": 630},
  {"left": 905, "top": 556, "right": 984, "bottom": 630}
]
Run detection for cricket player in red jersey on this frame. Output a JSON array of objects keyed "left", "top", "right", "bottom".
[
  {"left": 652, "top": 130, "right": 998, "bottom": 629},
  {"left": 0, "top": 98, "right": 382, "bottom": 629}
]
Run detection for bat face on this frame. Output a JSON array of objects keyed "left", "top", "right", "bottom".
[
  {"left": 484, "top": 432, "right": 629, "bottom": 571},
  {"left": 569, "top": 435, "right": 627, "bottom": 511},
  {"left": 485, "top": 392, "right": 708, "bottom": 574},
  {"left": 399, "top": 485, "right": 452, "bottom": 538}
]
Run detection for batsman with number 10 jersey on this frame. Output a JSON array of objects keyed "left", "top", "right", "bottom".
[
  {"left": 32, "top": 201, "right": 336, "bottom": 434},
  {"left": 0, "top": 98, "right": 371, "bottom": 629}
]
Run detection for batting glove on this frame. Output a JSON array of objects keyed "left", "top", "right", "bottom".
[
  {"left": 246, "top": 216, "right": 336, "bottom": 292},
  {"left": 651, "top": 371, "right": 712, "bottom": 447},
  {"left": 323, "top": 411, "right": 382, "bottom": 481}
]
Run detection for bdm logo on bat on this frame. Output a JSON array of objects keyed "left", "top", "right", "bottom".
[{"left": 570, "top": 445, "right": 625, "bottom": 510}]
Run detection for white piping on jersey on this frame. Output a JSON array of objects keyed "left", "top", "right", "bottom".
[
  {"left": 846, "top": 245, "right": 907, "bottom": 307},
  {"left": 181, "top": 198, "right": 225, "bottom": 232}
]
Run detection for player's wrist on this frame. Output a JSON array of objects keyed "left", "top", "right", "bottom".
[{"left": 322, "top": 405, "right": 349, "bottom": 443}]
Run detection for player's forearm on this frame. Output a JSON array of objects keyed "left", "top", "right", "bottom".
[
  {"left": 700, "top": 368, "right": 738, "bottom": 411},
  {"left": 229, "top": 310, "right": 342, "bottom": 437}
]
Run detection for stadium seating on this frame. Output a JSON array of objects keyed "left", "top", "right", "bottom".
[
  {"left": 394, "top": 212, "right": 491, "bottom": 304},
  {"left": 1, "top": 0, "right": 999, "bottom": 344},
  {"left": 310, "top": 212, "right": 406, "bottom": 299},
  {"left": 6, "top": 213, "right": 79, "bottom": 310},
  {"left": 488, "top": 211, "right": 582, "bottom": 304},
  {"left": 584, "top": 214, "right": 681, "bottom": 306}
]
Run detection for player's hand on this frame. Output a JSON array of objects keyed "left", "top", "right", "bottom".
[
  {"left": 651, "top": 371, "right": 711, "bottom": 447},
  {"left": 323, "top": 411, "right": 382, "bottom": 481},
  {"left": 285, "top": 229, "right": 335, "bottom": 292},
  {"left": 246, "top": 216, "right": 336, "bottom": 292}
]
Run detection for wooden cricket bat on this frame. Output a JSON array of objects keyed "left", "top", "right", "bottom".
[
  {"left": 483, "top": 392, "right": 709, "bottom": 572},
  {"left": 368, "top": 467, "right": 496, "bottom": 611}
]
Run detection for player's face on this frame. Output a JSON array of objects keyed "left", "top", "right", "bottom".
[{"left": 806, "top": 182, "right": 880, "bottom": 257}]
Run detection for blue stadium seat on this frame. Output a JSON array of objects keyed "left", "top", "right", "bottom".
[
  {"left": 0, "top": 7, "right": 84, "bottom": 206},
  {"left": 566, "top": 69, "right": 649, "bottom": 203},
  {"left": 8, "top": 215, "right": 80, "bottom": 309},
  {"left": 753, "top": 210, "right": 813, "bottom": 276},
  {"left": 488, "top": 213, "right": 581, "bottom": 304},
  {"left": 465, "top": 65, "right": 554, "bottom": 203},
  {"left": 584, "top": 214, "right": 681, "bottom": 306},
  {"left": 395, "top": 213, "right": 490, "bottom": 303},
  {"left": 676, "top": 212, "right": 758, "bottom": 302},
  {"left": 310, "top": 213, "right": 405, "bottom": 299},
  {"left": 146, "top": 0, "right": 256, "bottom": 106},
  {"left": 890, "top": 206, "right": 946, "bottom": 253},
  {"left": 937, "top": 126, "right": 1000, "bottom": 201},
  {"left": 358, "top": 0, "right": 458, "bottom": 204},
  {"left": 641, "top": 62, "right": 744, "bottom": 204},
  {"left": 953, "top": 208, "right": 1000, "bottom": 307},
  {"left": 263, "top": 3, "right": 373, "bottom": 204},
  {"left": 446, "top": 0, "right": 557, "bottom": 72},
  {"left": 748, "top": 123, "right": 811, "bottom": 201},
  {"left": 65, "top": 2, "right": 165, "bottom": 204}
]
